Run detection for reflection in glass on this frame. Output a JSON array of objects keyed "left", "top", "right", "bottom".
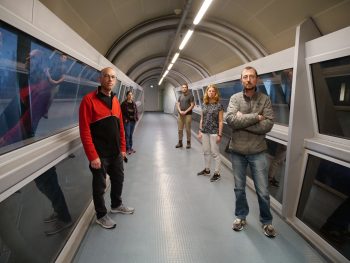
[
  {"left": 0, "top": 147, "right": 92, "bottom": 262},
  {"left": 297, "top": 155, "right": 350, "bottom": 260},
  {"left": 193, "top": 89, "right": 199, "bottom": 106},
  {"left": 0, "top": 21, "right": 99, "bottom": 154},
  {"left": 311, "top": 56, "right": 350, "bottom": 139},
  {"left": 217, "top": 80, "right": 242, "bottom": 111},
  {"left": 119, "top": 85, "right": 126, "bottom": 101},
  {"left": 198, "top": 88, "right": 204, "bottom": 106},
  {"left": 266, "top": 139, "right": 286, "bottom": 203}
]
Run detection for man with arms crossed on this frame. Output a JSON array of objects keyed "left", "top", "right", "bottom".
[
  {"left": 225, "top": 66, "right": 276, "bottom": 238},
  {"left": 79, "top": 67, "right": 134, "bottom": 229}
]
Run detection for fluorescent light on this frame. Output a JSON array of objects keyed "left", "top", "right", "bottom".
[
  {"left": 193, "top": 0, "right": 213, "bottom": 25},
  {"left": 171, "top": 52, "right": 180, "bottom": 64},
  {"left": 167, "top": 63, "right": 174, "bottom": 70},
  {"left": 158, "top": 77, "right": 163, "bottom": 85},
  {"left": 163, "top": 70, "right": 169, "bottom": 77},
  {"left": 179, "top": 29, "right": 193, "bottom": 50},
  {"left": 340, "top": 82, "right": 346, "bottom": 101}
]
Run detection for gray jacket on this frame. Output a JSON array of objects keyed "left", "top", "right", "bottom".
[{"left": 225, "top": 90, "right": 274, "bottom": 155}]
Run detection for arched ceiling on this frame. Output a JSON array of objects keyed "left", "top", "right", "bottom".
[{"left": 40, "top": 0, "right": 350, "bottom": 88}]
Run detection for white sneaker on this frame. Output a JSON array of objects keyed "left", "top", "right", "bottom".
[
  {"left": 96, "top": 214, "right": 116, "bottom": 229},
  {"left": 111, "top": 204, "right": 135, "bottom": 214},
  {"left": 232, "top": 218, "right": 247, "bottom": 231}
]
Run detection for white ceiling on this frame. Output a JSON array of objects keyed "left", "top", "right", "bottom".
[{"left": 39, "top": 0, "right": 350, "bottom": 88}]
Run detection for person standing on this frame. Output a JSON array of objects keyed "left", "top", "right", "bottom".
[
  {"left": 79, "top": 67, "right": 134, "bottom": 230},
  {"left": 197, "top": 84, "right": 224, "bottom": 182},
  {"left": 175, "top": 83, "right": 194, "bottom": 149},
  {"left": 225, "top": 66, "right": 276, "bottom": 238},
  {"left": 121, "top": 90, "right": 138, "bottom": 155}
]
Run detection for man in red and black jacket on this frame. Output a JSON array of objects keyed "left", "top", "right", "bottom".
[{"left": 79, "top": 67, "right": 134, "bottom": 229}]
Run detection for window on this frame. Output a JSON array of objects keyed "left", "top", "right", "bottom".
[
  {"left": 311, "top": 56, "right": 350, "bottom": 139},
  {"left": 192, "top": 89, "right": 200, "bottom": 106},
  {"left": 0, "top": 147, "right": 92, "bottom": 262},
  {"left": 0, "top": 21, "right": 99, "bottom": 154},
  {"left": 297, "top": 155, "right": 350, "bottom": 260},
  {"left": 266, "top": 139, "right": 287, "bottom": 203},
  {"left": 217, "top": 80, "right": 242, "bottom": 111}
]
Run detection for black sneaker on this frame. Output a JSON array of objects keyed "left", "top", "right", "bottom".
[
  {"left": 210, "top": 173, "right": 221, "bottom": 182},
  {"left": 232, "top": 218, "right": 246, "bottom": 231},
  {"left": 262, "top": 224, "right": 277, "bottom": 238},
  {"left": 43, "top": 212, "right": 58, "bottom": 223},
  {"left": 197, "top": 169, "right": 210, "bottom": 176},
  {"left": 186, "top": 141, "right": 191, "bottom": 149},
  {"left": 175, "top": 141, "right": 183, "bottom": 148},
  {"left": 45, "top": 220, "right": 73, "bottom": 235},
  {"left": 269, "top": 178, "right": 279, "bottom": 187}
]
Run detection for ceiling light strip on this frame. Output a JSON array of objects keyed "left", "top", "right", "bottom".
[
  {"left": 179, "top": 29, "right": 194, "bottom": 50},
  {"left": 193, "top": 0, "right": 213, "bottom": 25}
]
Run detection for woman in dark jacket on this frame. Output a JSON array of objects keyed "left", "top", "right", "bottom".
[{"left": 121, "top": 90, "right": 138, "bottom": 154}]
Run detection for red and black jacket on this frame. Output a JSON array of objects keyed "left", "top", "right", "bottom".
[{"left": 79, "top": 88, "right": 126, "bottom": 161}]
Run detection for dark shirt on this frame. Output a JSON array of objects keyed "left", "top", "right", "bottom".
[{"left": 178, "top": 92, "right": 194, "bottom": 115}]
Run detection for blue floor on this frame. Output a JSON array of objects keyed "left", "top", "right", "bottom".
[{"left": 73, "top": 112, "right": 327, "bottom": 263}]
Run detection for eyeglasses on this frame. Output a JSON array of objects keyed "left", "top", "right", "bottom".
[{"left": 103, "top": 74, "right": 116, "bottom": 80}]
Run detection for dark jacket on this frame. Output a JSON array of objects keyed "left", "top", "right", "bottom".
[{"left": 121, "top": 100, "right": 138, "bottom": 122}]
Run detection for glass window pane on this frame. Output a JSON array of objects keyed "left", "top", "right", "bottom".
[
  {"left": 311, "top": 56, "right": 350, "bottom": 139},
  {"left": 198, "top": 88, "right": 204, "bottom": 105},
  {"left": 119, "top": 85, "right": 125, "bottom": 101},
  {"left": 259, "top": 69, "right": 293, "bottom": 126},
  {"left": 0, "top": 21, "right": 100, "bottom": 154},
  {"left": 266, "top": 139, "right": 287, "bottom": 203},
  {"left": 296, "top": 155, "right": 350, "bottom": 260},
  {"left": 192, "top": 89, "right": 199, "bottom": 106},
  {"left": 217, "top": 80, "right": 242, "bottom": 112},
  {"left": 0, "top": 147, "right": 91, "bottom": 262}
]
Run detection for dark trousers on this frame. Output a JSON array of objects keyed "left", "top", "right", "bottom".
[
  {"left": 34, "top": 167, "right": 72, "bottom": 222},
  {"left": 90, "top": 155, "right": 124, "bottom": 219}
]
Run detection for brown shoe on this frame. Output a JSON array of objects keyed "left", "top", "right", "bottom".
[
  {"left": 175, "top": 141, "right": 183, "bottom": 148},
  {"left": 186, "top": 141, "right": 191, "bottom": 149}
]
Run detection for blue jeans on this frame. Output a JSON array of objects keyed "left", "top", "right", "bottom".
[
  {"left": 230, "top": 151, "right": 273, "bottom": 224},
  {"left": 124, "top": 121, "right": 136, "bottom": 151}
]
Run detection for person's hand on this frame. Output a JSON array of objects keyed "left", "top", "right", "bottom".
[
  {"left": 0, "top": 137, "right": 6, "bottom": 147},
  {"left": 257, "top": 114, "right": 265, "bottom": 121},
  {"left": 90, "top": 158, "right": 101, "bottom": 169},
  {"left": 121, "top": 151, "right": 126, "bottom": 159},
  {"left": 216, "top": 135, "right": 222, "bottom": 144},
  {"left": 197, "top": 131, "right": 202, "bottom": 140}
]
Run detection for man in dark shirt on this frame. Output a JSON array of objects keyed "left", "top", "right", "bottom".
[{"left": 175, "top": 83, "right": 194, "bottom": 149}]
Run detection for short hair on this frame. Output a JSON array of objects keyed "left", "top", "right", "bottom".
[
  {"left": 203, "top": 84, "right": 220, "bottom": 104},
  {"left": 126, "top": 90, "right": 133, "bottom": 97},
  {"left": 182, "top": 83, "right": 188, "bottom": 88},
  {"left": 100, "top": 67, "right": 116, "bottom": 77},
  {"left": 241, "top": 66, "right": 258, "bottom": 78}
]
